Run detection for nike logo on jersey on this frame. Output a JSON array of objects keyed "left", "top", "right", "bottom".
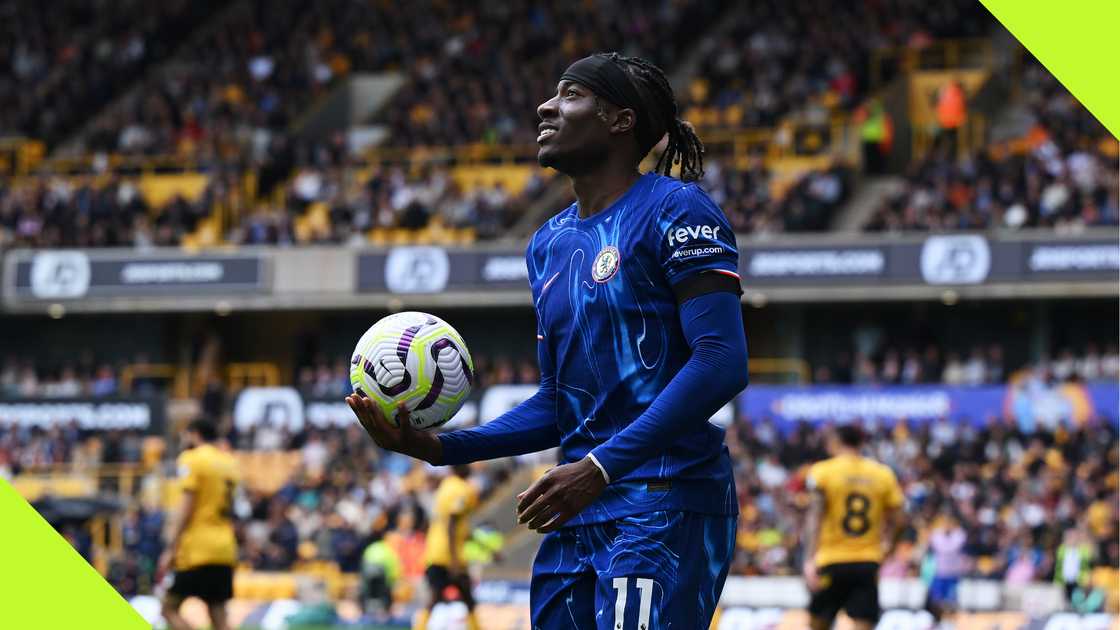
[{"left": 666, "top": 224, "right": 720, "bottom": 247}]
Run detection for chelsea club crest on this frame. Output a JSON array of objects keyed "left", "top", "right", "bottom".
[{"left": 591, "top": 246, "right": 620, "bottom": 283}]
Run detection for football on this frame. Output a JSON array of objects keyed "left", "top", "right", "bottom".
[{"left": 350, "top": 311, "right": 475, "bottom": 430}]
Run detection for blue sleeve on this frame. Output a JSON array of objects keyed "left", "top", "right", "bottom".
[
  {"left": 437, "top": 307, "right": 562, "bottom": 465},
  {"left": 655, "top": 184, "right": 740, "bottom": 285},
  {"left": 588, "top": 290, "right": 748, "bottom": 482},
  {"left": 437, "top": 387, "right": 560, "bottom": 464}
]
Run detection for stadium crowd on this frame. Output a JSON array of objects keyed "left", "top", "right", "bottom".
[
  {"left": 681, "top": 0, "right": 989, "bottom": 128},
  {"left": 87, "top": 411, "right": 1120, "bottom": 605},
  {"left": 4, "top": 0, "right": 1114, "bottom": 251},
  {"left": 99, "top": 430, "right": 516, "bottom": 600},
  {"left": 0, "top": 164, "right": 547, "bottom": 247},
  {"left": 72, "top": 0, "right": 727, "bottom": 159},
  {"left": 726, "top": 415, "right": 1119, "bottom": 604},
  {"left": 0, "top": 348, "right": 539, "bottom": 401},
  {"left": 6, "top": 340, "right": 1115, "bottom": 399},
  {"left": 83, "top": 0, "right": 370, "bottom": 159},
  {"left": 0, "top": 174, "right": 241, "bottom": 249},
  {"left": 5, "top": 340, "right": 1116, "bottom": 609},
  {"left": 295, "top": 351, "right": 539, "bottom": 400},
  {"left": 0, "top": 0, "right": 221, "bottom": 146},
  {"left": 379, "top": 0, "right": 728, "bottom": 148},
  {"left": 0, "top": 423, "right": 149, "bottom": 475},
  {"left": 864, "top": 60, "right": 1119, "bottom": 232},
  {"left": 0, "top": 347, "right": 536, "bottom": 595},
  {"left": 243, "top": 162, "right": 550, "bottom": 245},
  {"left": 703, "top": 156, "right": 852, "bottom": 233},
  {"left": 1, "top": 355, "right": 124, "bottom": 399},
  {"left": 811, "top": 343, "right": 1120, "bottom": 386}
]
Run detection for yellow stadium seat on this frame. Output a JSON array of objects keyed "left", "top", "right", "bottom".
[
  {"left": 722, "top": 105, "right": 744, "bottom": 128},
  {"left": 235, "top": 451, "right": 302, "bottom": 494},
  {"left": 449, "top": 165, "right": 539, "bottom": 196},
  {"left": 698, "top": 107, "right": 719, "bottom": 128},
  {"left": 688, "top": 78, "right": 709, "bottom": 105},
  {"left": 142, "top": 436, "right": 166, "bottom": 469},
  {"left": 11, "top": 475, "right": 97, "bottom": 501},
  {"left": 412, "top": 226, "right": 435, "bottom": 245},
  {"left": 455, "top": 227, "right": 477, "bottom": 245},
  {"left": 137, "top": 173, "right": 210, "bottom": 207},
  {"left": 368, "top": 228, "right": 389, "bottom": 246},
  {"left": 275, "top": 577, "right": 298, "bottom": 599},
  {"left": 389, "top": 228, "right": 413, "bottom": 245}
]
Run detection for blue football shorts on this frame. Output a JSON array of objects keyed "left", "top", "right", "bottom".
[{"left": 530, "top": 510, "right": 736, "bottom": 630}]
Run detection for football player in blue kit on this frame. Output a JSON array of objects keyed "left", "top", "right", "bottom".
[{"left": 348, "top": 52, "right": 749, "bottom": 629}]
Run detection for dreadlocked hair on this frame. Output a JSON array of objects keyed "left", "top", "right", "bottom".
[{"left": 597, "top": 52, "right": 705, "bottom": 181}]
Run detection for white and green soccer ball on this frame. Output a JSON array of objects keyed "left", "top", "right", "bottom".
[{"left": 350, "top": 311, "right": 474, "bottom": 430}]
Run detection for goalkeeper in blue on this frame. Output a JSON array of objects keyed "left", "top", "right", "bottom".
[{"left": 348, "top": 52, "right": 749, "bottom": 630}]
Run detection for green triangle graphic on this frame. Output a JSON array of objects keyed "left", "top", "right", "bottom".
[
  {"left": 0, "top": 479, "right": 148, "bottom": 629},
  {"left": 981, "top": 0, "right": 1120, "bottom": 139}
]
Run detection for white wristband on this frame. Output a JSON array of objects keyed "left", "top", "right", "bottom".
[{"left": 585, "top": 453, "right": 611, "bottom": 484}]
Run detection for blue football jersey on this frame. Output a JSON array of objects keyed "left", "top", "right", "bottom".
[{"left": 527, "top": 172, "right": 740, "bottom": 524}]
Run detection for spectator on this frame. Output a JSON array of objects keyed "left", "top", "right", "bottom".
[
  {"left": 962, "top": 348, "right": 987, "bottom": 386},
  {"left": 1054, "top": 528, "right": 1095, "bottom": 608},
  {"left": 1003, "top": 530, "right": 1046, "bottom": 585},
  {"left": 1102, "top": 344, "right": 1120, "bottom": 381},
  {"left": 864, "top": 58, "right": 1117, "bottom": 233},
  {"left": 1052, "top": 349, "right": 1077, "bottom": 382},
  {"left": 924, "top": 513, "right": 969, "bottom": 616},
  {"left": 90, "top": 365, "right": 118, "bottom": 397},
  {"left": 941, "top": 352, "right": 966, "bottom": 385}
]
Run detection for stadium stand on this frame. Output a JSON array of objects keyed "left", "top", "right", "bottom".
[
  {"left": 0, "top": 174, "right": 241, "bottom": 248},
  {"left": 726, "top": 416, "right": 1119, "bottom": 582},
  {"left": 864, "top": 58, "right": 1119, "bottom": 232},
  {"left": 5, "top": 333, "right": 1114, "bottom": 612},
  {"left": 295, "top": 352, "right": 539, "bottom": 399},
  {"left": 75, "top": 0, "right": 729, "bottom": 157},
  {"left": 810, "top": 342, "right": 1120, "bottom": 386},
  {"left": 0, "top": 0, "right": 223, "bottom": 147},
  {"left": 680, "top": 0, "right": 991, "bottom": 129},
  {"left": 703, "top": 155, "right": 853, "bottom": 233},
  {"left": 377, "top": 0, "right": 730, "bottom": 147},
  {"left": 6, "top": 1, "right": 1109, "bottom": 247},
  {"left": 1, "top": 2, "right": 1117, "bottom": 627},
  {"left": 8, "top": 337, "right": 1107, "bottom": 403},
  {"left": 80, "top": 0, "right": 380, "bottom": 158}
]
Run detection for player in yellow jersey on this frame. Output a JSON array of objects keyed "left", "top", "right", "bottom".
[
  {"left": 158, "top": 420, "right": 240, "bottom": 630},
  {"left": 802, "top": 424, "right": 905, "bottom": 630},
  {"left": 415, "top": 464, "right": 479, "bottom": 630}
]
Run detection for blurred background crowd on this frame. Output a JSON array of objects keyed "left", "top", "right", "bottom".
[
  {"left": 727, "top": 418, "right": 1119, "bottom": 591},
  {"left": 2, "top": 0, "right": 1115, "bottom": 250},
  {"left": 1, "top": 0, "right": 1117, "bottom": 625},
  {"left": 5, "top": 340, "right": 1115, "bottom": 401}
]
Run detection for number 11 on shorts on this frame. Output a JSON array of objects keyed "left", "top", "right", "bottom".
[{"left": 612, "top": 577, "right": 653, "bottom": 629}]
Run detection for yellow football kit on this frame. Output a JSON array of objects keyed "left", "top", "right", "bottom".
[
  {"left": 807, "top": 453, "right": 904, "bottom": 567},
  {"left": 174, "top": 444, "right": 239, "bottom": 570}
]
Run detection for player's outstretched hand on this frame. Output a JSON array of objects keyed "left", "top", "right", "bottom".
[
  {"left": 516, "top": 457, "right": 607, "bottom": 533},
  {"left": 346, "top": 395, "right": 442, "bottom": 464}
]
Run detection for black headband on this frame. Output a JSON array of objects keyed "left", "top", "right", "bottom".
[{"left": 560, "top": 55, "right": 659, "bottom": 150}]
